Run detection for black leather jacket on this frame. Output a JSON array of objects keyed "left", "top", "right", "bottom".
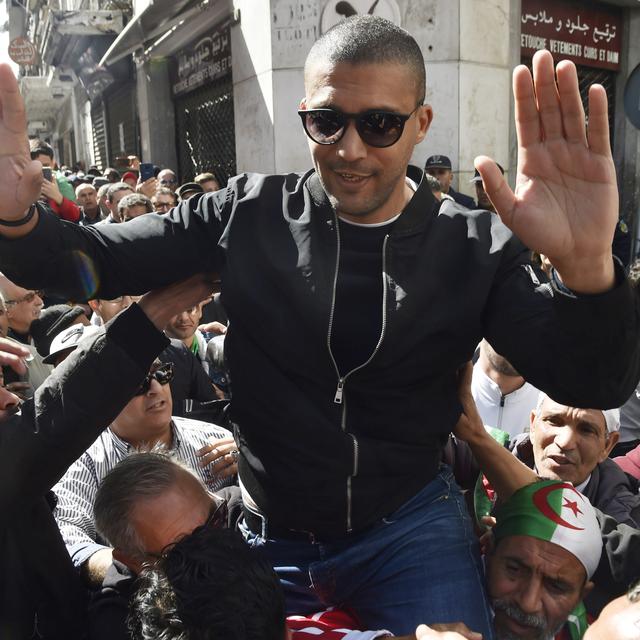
[{"left": 1, "top": 170, "right": 639, "bottom": 539}]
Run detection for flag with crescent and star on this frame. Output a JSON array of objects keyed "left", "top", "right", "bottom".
[{"left": 494, "top": 479, "right": 603, "bottom": 579}]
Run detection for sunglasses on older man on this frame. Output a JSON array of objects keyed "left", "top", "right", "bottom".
[
  {"left": 141, "top": 499, "right": 228, "bottom": 565},
  {"left": 298, "top": 105, "right": 421, "bottom": 148},
  {"left": 135, "top": 362, "right": 174, "bottom": 396}
]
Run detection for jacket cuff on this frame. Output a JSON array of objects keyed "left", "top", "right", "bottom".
[
  {"left": 552, "top": 258, "right": 634, "bottom": 337},
  {"left": 105, "top": 303, "right": 170, "bottom": 369}
]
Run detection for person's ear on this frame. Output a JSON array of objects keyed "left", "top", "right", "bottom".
[
  {"left": 299, "top": 97, "right": 307, "bottom": 110},
  {"left": 529, "top": 411, "right": 537, "bottom": 439},
  {"left": 600, "top": 432, "right": 619, "bottom": 462},
  {"left": 87, "top": 299, "right": 100, "bottom": 313},
  {"left": 415, "top": 104, "right": 433, "bottom": 145},
  {"left": 581, "top": 580, "right": 594, "bottom": 600}
]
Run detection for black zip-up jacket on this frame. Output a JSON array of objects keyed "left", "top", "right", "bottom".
[
  {"left": 1, "top": 170, "right": 639, "bottom": 539},
  {"left": 0, "top": 305, "right": 169, "bottom": 638}
]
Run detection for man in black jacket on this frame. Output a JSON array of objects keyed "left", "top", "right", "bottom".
[
  {"left": 0, "top": 15, "right": 638, "bottom": 638},
  {"left": 0, "top": 276, "right": 213, "bottom": 638}
]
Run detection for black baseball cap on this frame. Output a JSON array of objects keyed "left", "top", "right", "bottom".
[
  {"left": 176, "top": 182, "right": 204, "bottom": 200},
  {"left": 424, "top": 155, "right": 452, "bottom": 170}
]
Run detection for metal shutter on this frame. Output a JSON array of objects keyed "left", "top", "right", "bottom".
[{"left": 175, "top": 72, "right": 236, "bottom": 186}]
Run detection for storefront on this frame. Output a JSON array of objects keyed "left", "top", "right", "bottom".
[
  {"left": 520, "top": 0, "right": 622, "bottom": 146},
  {"left": 170, "top": 20, "right": 236, "bottom": 186},
  {"left": 105, "top": 78, "right": 140, "bottom": 167}
]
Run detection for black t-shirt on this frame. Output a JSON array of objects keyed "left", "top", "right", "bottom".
[{"left": 330, "top": 218, "right": 395, "bottom": 375}]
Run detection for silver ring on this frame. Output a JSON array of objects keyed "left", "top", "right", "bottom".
[{"left": 231, "top": 449, "right": 239, "bottom": 462}]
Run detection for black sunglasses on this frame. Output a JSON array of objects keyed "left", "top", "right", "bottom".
[
  {"left": 298, "top": 105, "right": 420, "bottom": 148},
  {"left": 135, "top": 362, "right": 174, "bottom": 396}
]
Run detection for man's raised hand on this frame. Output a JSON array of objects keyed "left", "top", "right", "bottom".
[
  {"left": 478, "top": 49, "right": 617, "bottom": 294},
  {"left": 0, "top": 64, "right": 43, "bottom": 224}
]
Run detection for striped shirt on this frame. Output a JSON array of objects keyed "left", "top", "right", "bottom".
[{"left": 52, "top": 416, "right": 233, "bottom": 568}]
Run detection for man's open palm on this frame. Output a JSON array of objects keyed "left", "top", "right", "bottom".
[
  {"left": 478, "top": 49, "right": 617, "bottom": 292},
  {"left": 0, "top": 63, "right": 44, "bottom": 220}
]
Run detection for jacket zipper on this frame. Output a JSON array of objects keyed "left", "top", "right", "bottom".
[
  {"left": 326, "top": 220, "right": 390, "bottom": 531},
  {"left": 523, "top": 264, "right": 540, "bottom": 286}
]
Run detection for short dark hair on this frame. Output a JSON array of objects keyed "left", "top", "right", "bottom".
[
  {"left": 29, "top": 138, "right": 54, "bottom": 160},
  {"left": 104, "top": 167, "right": 121, "bottom": 182},
  {"left": 305, "top": 16, "right": 425, "bottom": 104},
  {"left": 129, "top": 526, "right": 286, "bottom": 640}
]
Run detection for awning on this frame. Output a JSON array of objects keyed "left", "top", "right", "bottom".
[{"left": 99, "top": 0, "right": 200, "bottom": 67}]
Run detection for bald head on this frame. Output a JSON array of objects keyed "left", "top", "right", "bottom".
[{"left": 304, "top": 15, "right": 425, "bottom": 105}]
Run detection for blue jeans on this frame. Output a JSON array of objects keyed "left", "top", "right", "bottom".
[{"left": 240, "top": 465, "right": 495, "bottom": 638}]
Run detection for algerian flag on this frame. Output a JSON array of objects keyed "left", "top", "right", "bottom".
[{"left": 494, "top": 480, "right": 602, "bottom": 579}]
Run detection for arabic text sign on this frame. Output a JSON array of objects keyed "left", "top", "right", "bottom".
[
  {"left": 9, "top": 37, "right": 38, "bottom": 65},
  {"left": 521, "top": 0, "right": 622, "bottom": 71},
  {"left": 171, "top": 21, "right": 232, "bottom": 97}
]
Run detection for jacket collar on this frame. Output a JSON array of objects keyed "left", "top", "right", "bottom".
[{"left": 306, "top": 170, "right": 439, "bottom": 236}]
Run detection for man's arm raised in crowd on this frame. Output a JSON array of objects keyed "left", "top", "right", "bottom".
[
  {"left": 0, "top": 274, "right": 216, "bottom": 514},
  {"left": 0, "top": 50, "right": 621, "bottom": 298},
  {"left": 453, "top": 363, "right": 537, "bottom": 501},
  {"left": 479, "top": 49, "right": 615, "bottom": 294},
  {"left": 477, "top": 49, "right": 640, "bottom": 409},
  {"left": 0, "top": 64, "right": 222, "bottom": 300}
]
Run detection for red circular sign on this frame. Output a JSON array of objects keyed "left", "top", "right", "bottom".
[{"left": 9, "top": 38, "right": 38, "bottom": 66}]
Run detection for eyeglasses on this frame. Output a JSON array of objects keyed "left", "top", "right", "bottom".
[
  {"left": 4, "top": 290, "right": 44, "bottom": 305},
  {"left": 160, "top": 178, "right": 177, "bottom": 185},
  {"left": 298, "top": 105, "right": 421, "bottom": 148},
  {"left": 141, "top": 498, "right": 228, "bottom": 565},
  {"left": 135, "top": 362, "right": 174, "bottom": 396}
]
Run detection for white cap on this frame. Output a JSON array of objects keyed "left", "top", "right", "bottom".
[
  {"left": 44, "top": 324, "right": 100, "bottom": 365},
  {"left": 536, "top": 393, "right": 620, "bottom": 433}
]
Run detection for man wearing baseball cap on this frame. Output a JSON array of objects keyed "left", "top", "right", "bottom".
[
  {"left": 424, "top": 154, "right": 476, "bottom": 209},
  {"left": 488, "top": 479, "right": 603, "bottom": 640},
  {"left": 511, "top": 394, "right": 640, "bottom": 527}
]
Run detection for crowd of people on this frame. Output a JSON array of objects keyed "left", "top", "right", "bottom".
[
  {"left": 29, "top": 137, "right": 222, "bottom": 226},
  {"left": 1, "top": 13, "right": 640, "bottom": 640}
]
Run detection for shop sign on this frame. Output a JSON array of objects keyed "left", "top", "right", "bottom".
[
  {"left": 171, "top": 21, "right": 232, "bottom": 96},
  {"left": 9, "top": 37, "right": 38, "bottom": 66},
  {"left": 521, "top": 0, "right": 622, "bottom": 71}
]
